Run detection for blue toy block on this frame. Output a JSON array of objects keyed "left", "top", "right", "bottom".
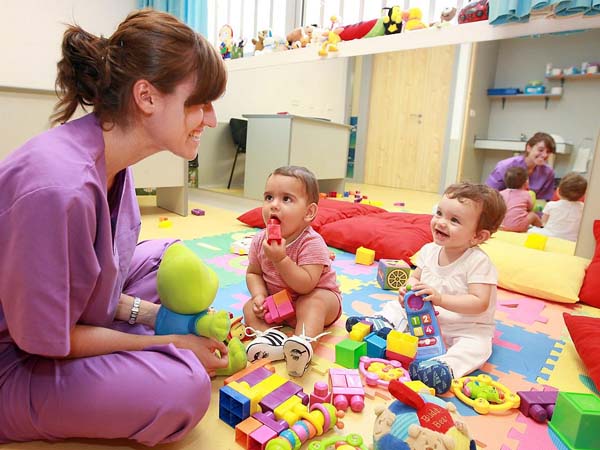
[
  {"left": 364, "top": 332, "right": 387, "bottom": 359},
  {"left": 219, "top": 385, "right": 251, "bottom": 427}
]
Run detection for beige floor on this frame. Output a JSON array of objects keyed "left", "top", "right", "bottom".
[{"left": 2, "top": 184, "right": 440, "bottom": 450}]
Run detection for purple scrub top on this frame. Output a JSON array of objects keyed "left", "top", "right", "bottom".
[
  {"left": 486, "top": 155, "right": 555, "bottom": 201},
  {"left": 0, "top": 114, "right": 140, "bottom": 366}
]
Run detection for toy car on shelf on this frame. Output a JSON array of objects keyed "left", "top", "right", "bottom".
[{"left": 458, "top": 0, "right": 489, "bottom": 24}]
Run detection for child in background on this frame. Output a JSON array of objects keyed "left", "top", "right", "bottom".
[
  {"left": 499, "top": 166, "right": 542, "bottom": 232},
  {"left": 243, "top": 166, "right": 342, "bottom": 376},
  {"left": 529, "top": 172, "right": 587, "bottom": 241},
  {"left": 398, "top": 182, "right": 506, "bottom": 394}
]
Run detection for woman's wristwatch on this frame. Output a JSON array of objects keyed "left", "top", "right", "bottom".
[{"left": 128, "top": 297, "right": 142, "bottom": 325}]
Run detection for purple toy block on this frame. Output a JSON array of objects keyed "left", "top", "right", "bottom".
[
  {"left": 249, "top": 425, "right": 278, "bottom": 450},
  {"left": 259, "top": 381, "right": 302, "bottom": 412},
  {"left": 238, "top": 366, "right": 275, "bottom": 387},
  {"left": 518, "top": 389, "right": 558, "bottom": 423},
  {"left": 297, "top": 391, "right": 309, "bottom": 405},
  {"left": 252, "top": 411, "right": 289, "bottom": 435}
]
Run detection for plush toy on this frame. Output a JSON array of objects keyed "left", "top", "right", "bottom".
[
  {"left": 154, "top": 242, "right": 247, "bottom": 376},
  {"left": 403, "top": 7, "right": 428, "bottom": 31},
  {"left": 334, "top": 6, "right": 402, "bottom": 41},
  {"left": 430, "top": 6, "right": 457, "bottom": 28},
  {"left": 373, "top": 379, "right": 476, "bottom": 450},
  {"left": 286, "top": 25, "right": 313, "bottom": 49},
  {"left": 318, "top": 30, "right": 341, "bottom": 57}
]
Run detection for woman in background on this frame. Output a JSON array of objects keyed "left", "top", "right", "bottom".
[
  {"left": 486, "top": 132, "right": 556, "bottom": 201},
  {"left": 0, "top": 9, "right": 228, "bottom": 445}
]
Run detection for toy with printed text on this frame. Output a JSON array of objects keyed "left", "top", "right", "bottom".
[
  {"left": 404, "top": 289, "right": 446, "bottom": 361},
  {"left": 154, "top": 242, "right": 247, "bottom": 376},
  {"left": 263, "top": 289, "right": 295, "bottom": 324},
  {"left": 450, "top": 374, "right": 520, "bottom": 415},
  {"left": 373, "top": 379, "right": 476, "bottom": 450}
]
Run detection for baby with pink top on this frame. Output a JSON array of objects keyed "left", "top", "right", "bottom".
[{"left": 499, "top": 166, "right": 542, "bottom": 232}]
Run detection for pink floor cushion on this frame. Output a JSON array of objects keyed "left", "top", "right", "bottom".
[
  {"left": 236, "top": 198, "right": 387, "bottom": 232},
  {"left": 319, "top": 212, "right": 433, "bottom": 265}
]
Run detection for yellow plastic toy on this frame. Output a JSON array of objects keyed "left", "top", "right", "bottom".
[
  {"left": 525, "top": 233, "right": 548, "bottom": 251},
  {"left": 355, "top": 246, "right": 375, "bottom": 265},
  {"left": 451, "top": 374, "right": 520, "bottom": 415}
]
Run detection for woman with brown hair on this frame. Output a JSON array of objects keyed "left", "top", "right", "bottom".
[
  {"left": 486, "top": 132, "right": 557, "bottom": 201},
  {"left": 0, "top": 9, "right": 228, "bottom": 445}
]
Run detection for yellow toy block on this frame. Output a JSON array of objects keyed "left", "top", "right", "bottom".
[
  {"left": 386, "top": 330, "right": 418, "bottom": 359},
  {"left": 360, "top": 199, "right": 384, "bottom": 207},
  {"left": 525, "top": 233, "right": 548, "bottom": 251},
  {"left": 274, "top": 396, "right": 307, "bottom": 425},
  {"left": 404, "top": 380, "right": 435, "bottom": 395},
  {"left": 355, "top": 246, "right": 375, "bottom": 265},
  {"left": 349, "top": 322, "right": 372, "bottom": 341},
  {"left": 158, "top": 218, "right": 173, "bottom": 228}
]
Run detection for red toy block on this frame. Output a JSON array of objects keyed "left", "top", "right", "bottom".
[
  {"left": 263, "top": 289, "right": 295, "bottom": 324},
  {"left": 267, "top": 218, "right": 281, "bottom": 244}
]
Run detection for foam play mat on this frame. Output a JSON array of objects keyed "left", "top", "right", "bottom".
[{"left": 184, "top": 231, "right": 600, "bottom": 450}]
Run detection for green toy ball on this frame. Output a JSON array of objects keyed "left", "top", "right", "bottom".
[{"left": 157, "top": 242, "right": 219, "bottom": 314}]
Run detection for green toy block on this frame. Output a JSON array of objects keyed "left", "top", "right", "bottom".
[
  {"left": 548, "top": 391, "right": 600, "bottom": 449},
  {"left": 335, "top": 338, "right": 367, "bottom": 369}
]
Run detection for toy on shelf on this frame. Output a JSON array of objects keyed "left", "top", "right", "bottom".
[
  {"left": 358, "top": 356, "right": 410, "bottom": 388},
  {"left": 286, "top": 25, "right": 313, "bottom": 49},
  {"left": 219, "top": 24, "right": 233, "bottom": 59},
  {"left": 154, "top": 243, "right": 246, "bottom": 376},
  {"left": 403, "top": 7, "right": 427, "bottom": 31},
  {"left": 404, "top": 289, "right": 446, "bottom": 361},
  {"left": 517, "top": 388, "right": 558, "bottom": 423},
  {"left": 430, "top": 6, "right": 457, "bottom": 28},
  {"left": 451, "top": 374, "right": 520, "bottom": 415},
  {"left": 263, "top": 289, "right": 295, "bottom": 324},
  {"left": 373, "top": 379, "right": 476, "bottom": 450},
  {"left": 548, "top": 391, "right": 600, "bottom": 450},
  {"left": 377, "top": 259, "right": 411, "bottom": 290},
  {"left": 318, "top": 30, "right": 341, "bottom": 57},
  {"left": 458, "top": 0, "right": 489, "bottom": 24},
  {"left": 267, "top": 217, "right": 282, "bottom": 244},
  {"left": 306, "top": 433, "right": 368, "bottom": 450}
]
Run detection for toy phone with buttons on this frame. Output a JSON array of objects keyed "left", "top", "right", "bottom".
[{"left": 404, "top": 289, "right": 446, "bottom": 361}]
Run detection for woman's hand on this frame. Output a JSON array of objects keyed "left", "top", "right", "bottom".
[
  {"left": 175, "top": 335, "right": 229, "bottom": 377},
  {"left": 251, "top": 294, "right": 266, "bottom": 319}
]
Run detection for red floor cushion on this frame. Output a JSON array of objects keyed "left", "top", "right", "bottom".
[
  {"left": 563, "top": 312, "right": 600, "bottom": 391},
  {"left": 236, "top": 198, "right": 387, "bottom": 232},
  {"left": 319, "top": 212, "right": 433, "bottom": 264},
  {"left": 578, "top": 220, "right": 600, "bottom": 307}
]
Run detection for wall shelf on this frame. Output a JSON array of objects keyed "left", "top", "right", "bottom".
[
  {"left": 488, "top": 93, "right": 562, "bottom": 109},
  {"left": 546, "top": 72, "right": 600, "bottom": 86}
]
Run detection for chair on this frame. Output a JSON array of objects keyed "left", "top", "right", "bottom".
[{"left": 227, "top": 118, "right": 248, "bottom": 189}]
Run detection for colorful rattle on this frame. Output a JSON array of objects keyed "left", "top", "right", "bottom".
[
  {"left": 358, "top": 356, "right": 410, "bottom": 388},
  {"left": 451, "top": 374, "right": 520, "bottom": 414}
]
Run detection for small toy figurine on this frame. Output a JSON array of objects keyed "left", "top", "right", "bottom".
[{"left": 218, "top": 24, "right": 233, "bottom": 59}]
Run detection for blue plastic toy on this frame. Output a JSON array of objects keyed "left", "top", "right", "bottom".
[{"left": 404, "top": 290, "right": 446, "bottom": 361}]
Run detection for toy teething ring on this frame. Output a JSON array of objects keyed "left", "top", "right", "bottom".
[
  {"left": 451, "top": 374, "right": 520, "bottom": 414},
  {"left": 358, "top": 356, "right": 410, "bottom": 388}
]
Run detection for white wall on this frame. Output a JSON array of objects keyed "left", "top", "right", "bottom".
[
  {"left": 214, "top": 57, "right": 349, "bottom": 124},
  {"left": 485, "top": 29, "right": 600, "bottom": 179},
  {"left": 0, "top": 0, "right": 136, "bottom": 91}
]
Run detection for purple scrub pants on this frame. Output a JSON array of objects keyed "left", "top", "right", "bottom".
[{"left": 0, "top": 240, "right": 211, "bottom": 446}]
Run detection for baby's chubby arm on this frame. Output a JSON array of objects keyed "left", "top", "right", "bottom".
[
  {"left": 412, "top": 282, "right": 491, "bottom": 314},
  {"left": 246, "top": 259, "right": 268, "bottom": 318}
]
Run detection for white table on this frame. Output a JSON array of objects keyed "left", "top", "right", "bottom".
[{"left": 242, "top": 114, "right": 351, "bottom": 201}]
